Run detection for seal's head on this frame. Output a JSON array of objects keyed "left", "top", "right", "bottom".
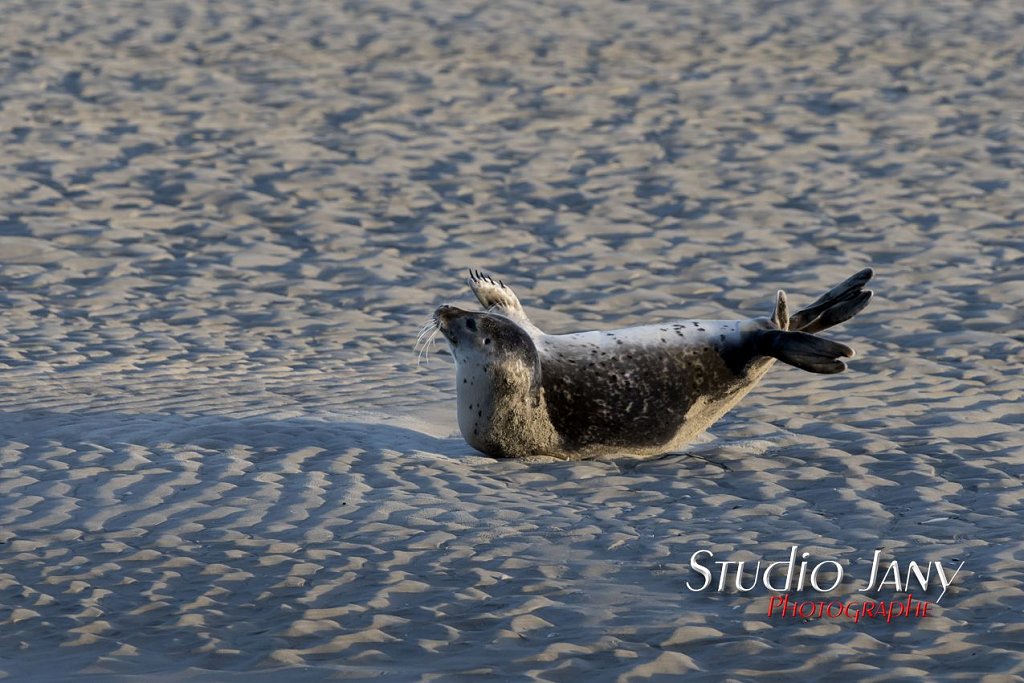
[
  {"left": 434, "top": 305, "right": 549, "bottom": 456},
  {"left": 434, "top": 305, "right": 541, "bottom": 385}
]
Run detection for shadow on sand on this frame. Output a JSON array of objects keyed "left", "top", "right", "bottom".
[{"left": 0, "top": 408, "right": 470, "bottom": 458}]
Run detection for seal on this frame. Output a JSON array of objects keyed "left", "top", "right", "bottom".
[{"left": 433, "top": 268, "right": 873, "bottom": 459}]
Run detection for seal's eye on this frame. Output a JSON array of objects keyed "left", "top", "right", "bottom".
[
  {"left": 484, "top": 338, "right": 491, "bottom": 345},
  {"left": 465, "top": 319, "right": 477, "bottom": 331}
]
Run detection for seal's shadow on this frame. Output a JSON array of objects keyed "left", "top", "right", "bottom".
[
  {"left": 4, "top": 408, "right": 747, "bottom": 500},
  {"left": 0, "top": 408, "right": 470, "bottom": 461}
]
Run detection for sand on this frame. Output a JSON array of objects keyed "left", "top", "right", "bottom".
[{"left": 1, "top": 0, "right": 1022, "bottom": 680}]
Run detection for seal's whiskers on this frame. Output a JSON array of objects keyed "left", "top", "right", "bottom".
[{"left": 415, "top": 318, "right": 441, "bottom": 366}]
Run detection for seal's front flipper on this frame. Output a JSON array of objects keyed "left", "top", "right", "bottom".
[
  {"left": 757, "top": 330, "right": 854, "bottom": 374},
  {"left": 467, "top": 269, "right": 540, "bottom": 332},
  {"left": 790, "top": 268, "right": 874, "bottom": 334},
  {"left": 468, "top": 269, "right": 523, "bottom": 314}
]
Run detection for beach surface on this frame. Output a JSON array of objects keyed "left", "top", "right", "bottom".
[{"left": 1, "top": 0, "right": 1023, "bottom": 680}]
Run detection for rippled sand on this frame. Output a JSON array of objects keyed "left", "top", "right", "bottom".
[{"left": 1, "top": 0, "right": 1022, "bottom": 680}]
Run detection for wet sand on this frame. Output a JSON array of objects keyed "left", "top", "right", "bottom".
[{"left": 1, "top": 0, "right": 1022, "bottom": 680}]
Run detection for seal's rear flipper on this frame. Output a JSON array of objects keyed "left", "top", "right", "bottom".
[
  {"left": 790, "top": 268, "right": 873, "bottom": 334},
  {"left": 770, "top": 290, "right": 790, "bottom": 331},
  {"left": 757, "top": 330, "right": 854, "bottom": 374}
]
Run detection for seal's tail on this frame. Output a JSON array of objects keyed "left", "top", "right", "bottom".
[
  {"left": 788, "top": 267, "right": 874, "bottom": 334},
  {"left": 757, "top": 330, "right": 855, "bottom": 374}
]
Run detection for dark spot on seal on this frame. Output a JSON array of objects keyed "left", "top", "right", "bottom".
[{"left": 465, "top": 319, "right": 477, "bottom": 331}]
